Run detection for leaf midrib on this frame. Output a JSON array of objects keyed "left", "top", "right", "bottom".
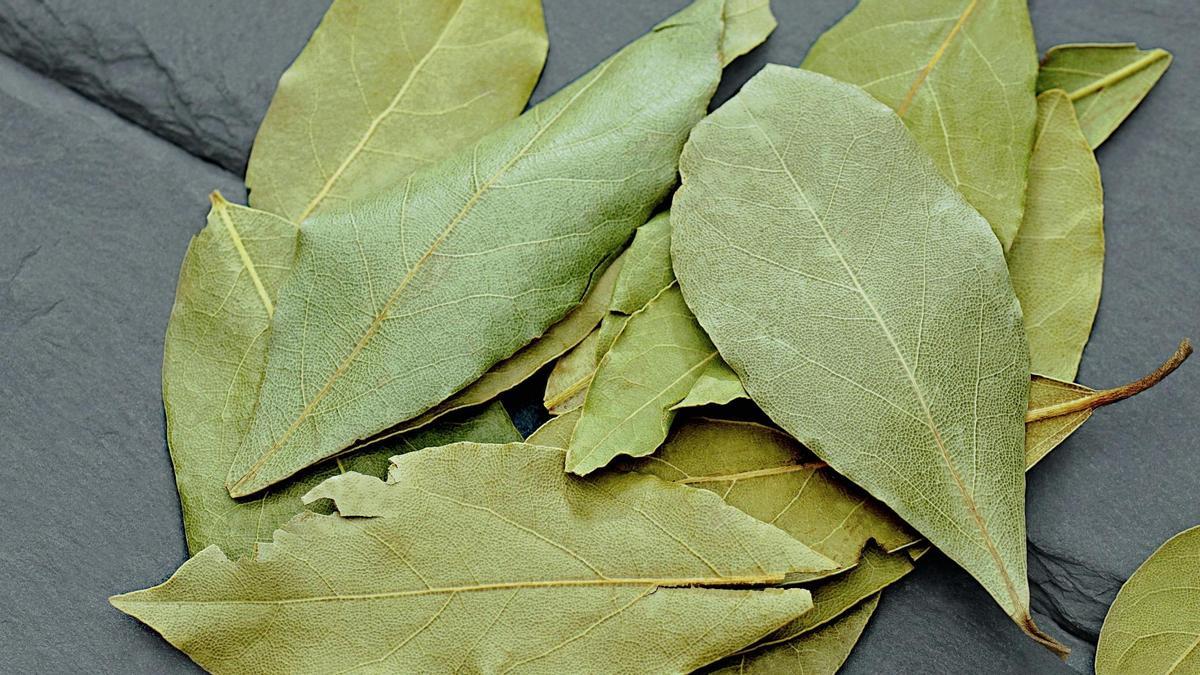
[
  {"left": 895, "top": 0, "right": 979, "bottom": 117},
  {"left": 295, "top": 0, "right": 467, "bottom": 223},
  {"left": 737, "top": 93, "right": 1026, "bottom": 615},
  {"left": 230, "top": 57, "right": 622, "bottom": 496},
  {"left": 117, "top": 574, "right": 788, "bottom": 607}
]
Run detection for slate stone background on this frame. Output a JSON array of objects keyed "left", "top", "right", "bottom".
[{"left": 0, "top": 0, "right": 1195, "bottom": 672}]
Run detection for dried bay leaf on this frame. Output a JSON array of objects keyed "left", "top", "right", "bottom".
[
  {"left": 527, "top": 407, "right": 581, "bottom": 447},
  {"left": 246, "top": 0, "right": 549, "bottom": 223},
  {"left": 721, "top": 0, "right": 777, "bottom": 66},
  {"left": 673, "top": 359, "right": 748, "bottom": 410},
  {"left": 1008, "top": 90, "right": 1105, "bottom": 381},
  {"left": 565, "top": 285, "right": 720, "bottom": 475},
  {"left": 1095, "top": 524, "right": 1200, "bottom": 675},
  {"left": 1038, "top": 43, "right": 1173, "bottom": 149},
  {"left": 228, "top": 0, "right": 773, "bottom": 497},
  {"left": 544, "top": 213, "right": 675, "bottom": 415},
  {"left": 706, "top": 594, "right": 879, "bottom": 675},
  {"left": 113, "top": 443, "right": 834, "bottom": 673},
  {"left": 671, "top": 66, "right": 1065, "bottom": 654},
  {"left": 162, "top": 194, "right": 521, "bottom": 557},
  {"left": 1025, "top": 341, "right": 1192, "bottom": 469},
  {"left": 801, "top": 0, "right": 1038, "bottom": 249}
]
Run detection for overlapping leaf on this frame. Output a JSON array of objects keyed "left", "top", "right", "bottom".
[
  {"left": 246, "top": 0, "right": 549, "bottom": 223},
  {"left": 1095, "top": 524, "right": 1200, "bottom": 675},
  {"left": 566, "top": 286, "right": 720, "bottom": 475},
  {"left": 545, "top": 213, "right": 675, "bottom": 415},
  {"left": 802, "top": 0, "right": 1038, "bottom": 249},
  {"left": 1008, "top": 90, "right": 1105, "bottom": 381},
  {"left": 706, "top": 594, "right": 879, "bottom": 675},
  {"left": 1038, "top": 43, "right": 1173, "bottom": 149},
  {"left": 673, "top": 359, "right": 748, "bottom": 410},
  {"left": 227, "top": 0, "right": 772, "bottom": 497},
  {"left": 671, "top": 66, "right": 1063, "bottom": 653},
  {"left": 162, "top": 195, "right": 521, "bottom": 556},
  {"left": 113, "top": 443, "right": 834, "bottom": 673}
]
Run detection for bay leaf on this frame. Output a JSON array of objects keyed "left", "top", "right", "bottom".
[
  {"left": 1095, "top": 524, "right": 1200, "bottom": 675},
  {"left": 162, "top": 194, "right": 521, "bottom": 557},
  {"left": 246, "top": 0, "right": 549, "bottom": 223},
  {"left": 350, "top": 252, "right": 623, "bottom": 450},
  {"left": 801, "top": 0, "right": 1038, "bottom": 249},
  {"left": 673, "top": 358, "right": 749, "bottom": 410},
  {"left": 705, "top": 594, "right": 879, "bottom": 675},
  {"left": 544, "top": 213, "right": 675, "bottom": 415},
  {"left": 565, "top": 285, "right": 720, "bottom": 475},
  {"left": 671, "top": 66, "right": 1065, "bottom": 654},
  {"left": 1008, "top": 90, "right": 1105, "bottom": 381},
  {"left": 1025, "top": 341, "right": 1192, "bottom": 469},
  {"left": 527, "top": 407, "right": 582, "bottom": 447},
  {"left": 228, "top": 0, "right": 770, "bottom": 497},
  {"left": 1038, "top": 43, "right": 1173, "bottom": 149},
  {"left": 721, "top": 0, "right": 777, "bottom": 66},
  {"left": 543, "top": 328, "right": 602, "bottom": 415},
  {"left": 112, "top": 442, "right": 834, "bottom": 673},
  {"left": 744, "top": 545, "right": 912, "bottom": 654}
]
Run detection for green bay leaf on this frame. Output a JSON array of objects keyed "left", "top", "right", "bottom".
[
  {"left": 228, "top": 0, "right": 768, "bottom": 497},
  {"left": 671, "top": 66, "right": 1063, "bottom": 653},
  {"left": 1095, "top": 524, "right": 1200, "bottom": 675},
  {"left": 113, "top": 443, "right": 833, "bottom": 674},
  {"left": 1008, "top": 90, "right": 1105, "bottom": 381},
  {"left": 1038, "top": 43, "right": 1172, "bottom": 149},
  {"left": 566, "top": 285, "right": 719, "bottom": 475},
  {"left": 246, "top": 0, "right": 549, "bottom": 223},
  {"left": 162, "top": 195, "right": 521, "bottom": 557},
  {"left": 802, "top": 0, "right": 1038, "bottom": 249},
  {"left": 709, "top": 594, "right": 880, "bottom": 675},
  {"left": 673, "top": 359, "right": 748, "bottom": 410}
]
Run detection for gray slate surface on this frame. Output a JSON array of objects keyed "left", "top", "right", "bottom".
[{"left": 0, "top": 0, "right": 1195, "bottom": 672}]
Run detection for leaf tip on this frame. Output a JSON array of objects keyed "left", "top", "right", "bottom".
[{"left": 1018, "top": 613, "right": 1071, "bottom": 659}]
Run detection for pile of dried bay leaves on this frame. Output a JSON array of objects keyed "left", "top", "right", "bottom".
[{"left": 111, "top": 0, "right": 1196, "bottom": 673}]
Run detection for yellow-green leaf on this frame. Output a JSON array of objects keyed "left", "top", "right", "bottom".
[
  {"left": 1095, "top": 524, "right": 1200, "bottom": 675},
  {"left": 1025, "top": 341, "right": 1193, "bottom": 469},
  {"left": 246, "top": 0, "right": 548, "bottom": 223},
  {"left": 721, "top": 0, "right": 776, "bottom": 66},
  {"left": 228, "top": 0, "right": 761, "bottom": 497},
  {"left": 162, "top": 195, "right": 521, "bottom": 557},
  {"left": 1008, "top": 90, "right": 1105, "bottom": 381},
  {"left": 565, "top": 285, "right": 720, "bottom": 475},
  {"left": 671, "top": 66, "right": 1063, "bottom": 654},
  {"left": 802, "top": 0, "right": 1038, "bottom": 249},
  {"left": 1038, "top": 43, "right": 1172, "bottom": 149},
  {"left": 543, "top": 328, "right": 602, "bottom": 415},
  {"left": 706, "top": 595, "right": 880, "bottom": 675},
  {"left": 673, "top": 359, "right": 748, "bottom": 410},
  {"left": 112, "top": 443, "right": 833, "bottom": 674}
]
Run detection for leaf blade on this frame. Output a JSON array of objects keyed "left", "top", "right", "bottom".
[
  {"left": 1008, "top": 90, "right": 1105, "bottom": 381},
  {"left": 114, "top": 443, "right": 834, "bottom": 673},
  {"left": 246, "top": 0, "right": 549, "bottom": 223},
  {"left": 1037, "top": 43, "right": 1172, "bottom": 149},
  {"left": 671, "top": 66, "right": 1055, "bottom": 649},
  {"left": 229, "top": 0, "right": 747, "bottom": 497},
  {"left": 801, "top": 0, "right": 1038, "bottom": 249}
]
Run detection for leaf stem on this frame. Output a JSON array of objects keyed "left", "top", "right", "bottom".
[
  {"left": 1066, "top": 49, "right": 1170, "bottom": 102},
  {"left": 1025, "top": 339, "right": 1192, "bottom": 423}
]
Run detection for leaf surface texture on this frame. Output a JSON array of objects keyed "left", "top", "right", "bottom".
[
  {"left": 228, "top": 0, "right": 752, "bottom": 496},
  {"left": 802, "top": 0, "right": 1038, "bottom": 249},
  {"left": 1007, "top": 90, "right": 1105, "bottom": 381},
  {"left": 671, "top": 66, "right": 1050, "bottom": 645},
  {"left": 246, "top": 0, "right": 548, "bottom": 223},
  {"left": 113, "top": 443, "right": 833, "bottom": 674},
  {"left": 1038, "top": 43, "right": 1172, "bottom": 149},
  {"left": 1096, "top": 524, "right": 1200, "bottom": 675}
]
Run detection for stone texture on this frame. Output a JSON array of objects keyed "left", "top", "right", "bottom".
[
  {"left": 0, "top": 0, "right": 1197, "bottom": 672},
  {"left": 0, "top": 0, "right": 329, "bottom": 174},
  {"left": 0, "top": 54, "right": 239, "bottom": 672}
]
